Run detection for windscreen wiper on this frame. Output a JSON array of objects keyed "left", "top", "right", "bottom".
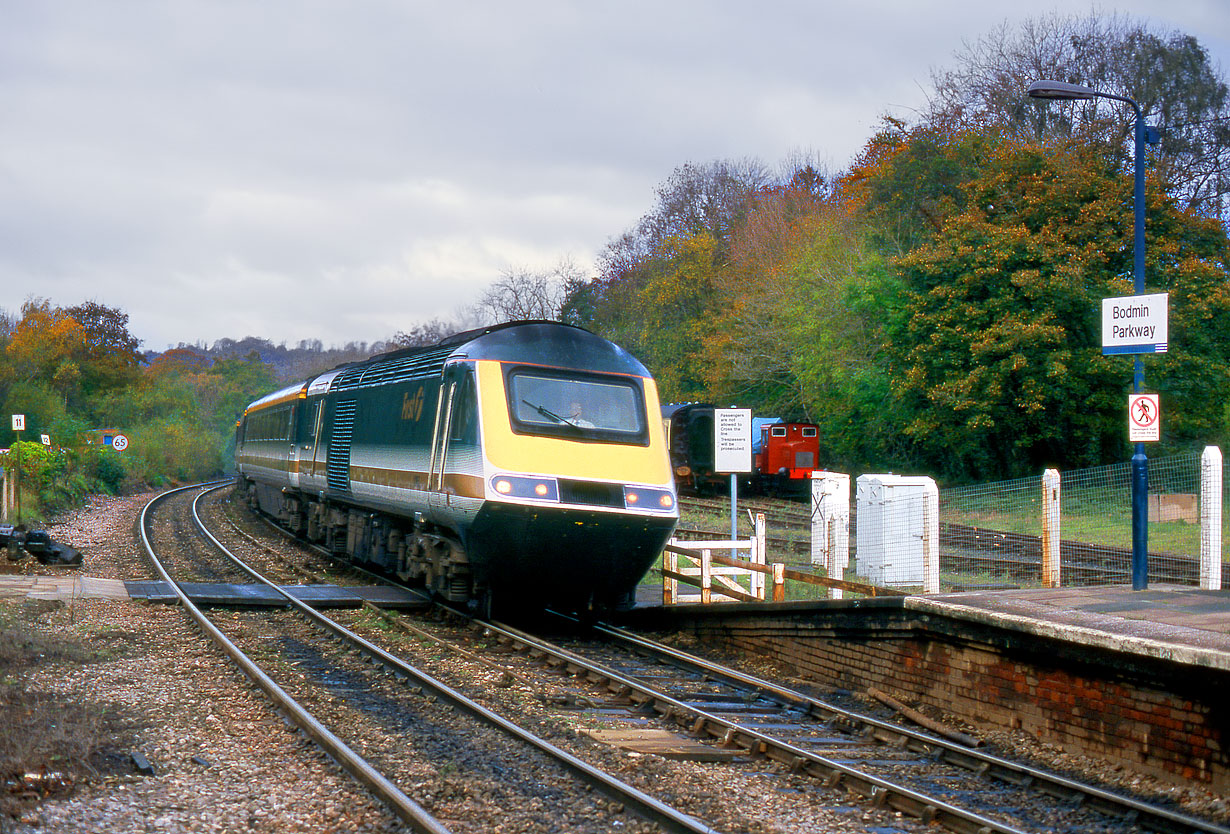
[{"left": 521, "top": 399, "right": 583, "bottom": 432}]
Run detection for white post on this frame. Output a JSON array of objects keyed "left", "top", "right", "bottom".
[
  {"left": 700, "top": 548, "right": 712, "bottom": 604},
  {"left": 662, "top": 548, "right": 677, "bottom": 605},
  {"left": 751, "top": 513, "right": 766, "bottom": 599},
  {"left": 811, "top": 471, "right": 850, "bottom": 562},
  {"left": 1042, "top": 469, "right": 1061, "bottom": 588},
  {"left": 922, "top": 480, "right": 940, "bottom": 594},
  {"left": 1201, "top": 446, "right": 1222, "bottom": 591}
]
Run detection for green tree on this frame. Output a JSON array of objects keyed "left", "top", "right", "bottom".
[
  {"left": 880, "top": 134, "right": 1230, "bottom": 480},
  {"left": 63, "top": 301, "right": 143, "bottom": 406}
]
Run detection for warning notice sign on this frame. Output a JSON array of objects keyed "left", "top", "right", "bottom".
[
  {"left": 1128, "top": 394, "right": 1160, "bottom": 442},
  {"left": 713, "top": 408, "right": 752, "bottom": 473}
]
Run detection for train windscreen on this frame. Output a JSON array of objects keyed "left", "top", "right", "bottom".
[{"left": 506, "top": 369, "right": 648, "bottom": 445}]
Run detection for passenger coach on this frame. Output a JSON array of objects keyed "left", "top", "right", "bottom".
[{"left": 235, "top": 321, "right": 678, "bottom": 614}]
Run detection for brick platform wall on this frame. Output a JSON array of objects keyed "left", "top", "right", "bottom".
[{"left": 633, "top": 604, "right": 1228, "bottom": 791}]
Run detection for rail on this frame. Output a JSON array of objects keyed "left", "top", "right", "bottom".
[
  {"left": 185, "top": 484, "right": 718, "bottom": 834},
  {"left": 139, "top": 483, "right": 451, "bottom": 834}
]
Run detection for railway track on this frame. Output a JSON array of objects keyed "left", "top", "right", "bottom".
[
  {"left": 142, "top": 483, "right": 717, "bottom": 833},
  {"left": 471, "top": 615, "right": 1230, "bottom": 834},
  {"left": 201, "top": 484, "right": 1229, "bottom": 832}
]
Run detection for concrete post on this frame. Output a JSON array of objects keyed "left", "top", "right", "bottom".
[
  {"left": 810, "top": 471, "right": 850, "bottom": 599},
  {"left": 1200, "top": 446, "right": 1222, "bottom": 591},
  {"left": 922, "top": 480, "right": 940, "bottom": 594},
  {"left": 1042, "top": 469, "right": 1061, "bottom": 588}
]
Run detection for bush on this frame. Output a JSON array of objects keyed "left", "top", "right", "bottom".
[{"left": 0, "top": 441, "right": 133, "bottom": 520}]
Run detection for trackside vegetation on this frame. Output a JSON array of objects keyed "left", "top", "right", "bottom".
[{"left": 0, "top": 300, "right": 277, "bottom": 519}]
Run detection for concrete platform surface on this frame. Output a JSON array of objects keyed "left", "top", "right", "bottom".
[
  {"left": 911, "top": 584, "right": 1230, "bottom": 671},
  {"left": 0, "top": 574, "right": 131, "bottom": 602},
  {"left": 0, "top": 575, "right": 426, "bottom": 610}
]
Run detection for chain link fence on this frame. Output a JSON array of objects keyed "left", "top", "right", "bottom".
[{"left": 938, "top": 450, "right": 1226, "bottom": 590}]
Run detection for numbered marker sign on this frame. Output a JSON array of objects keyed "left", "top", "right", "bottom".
[
  {"left": 11, "top": 414, "right": 25, "bottom": 431},
  {"left": 1128, "top": 394, "right": 1160, "bottom": 442},
  {"left": 111, "top": 434, "right": 129, "bottom": 452},
  {"left": 40, "top": 434, "right": 51, "bottom": 446}
]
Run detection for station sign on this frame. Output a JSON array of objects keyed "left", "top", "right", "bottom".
[
  {"left": 1128, "top": 394, "right": 1160, "bottom": 442},
  {"left": 713, "top": 408, "right": 752, "bottom": 473},
  {"left": 1102, "top": 293, "right": 1168, "bottom": 355}
]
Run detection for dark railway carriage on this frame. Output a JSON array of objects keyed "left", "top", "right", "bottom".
[
  {"left": 661, "top": 403, "right": 721, "bottom": 493},
  {"left": 235, "top": 322, "right": 678, "bottom": 613}
]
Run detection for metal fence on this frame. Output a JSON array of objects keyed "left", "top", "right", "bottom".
[{"left": 938, "top": 450, "right": 1226, "bottom": 591}]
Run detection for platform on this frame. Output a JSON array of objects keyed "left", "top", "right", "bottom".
[
  {"left": 632, "top": 581, "right": 1230, "bottom": 671},
  {"left": 0, "top": 575, "right": 427, "bottom": 610},
  {"left": 911, "top": 584, "right": 1230, "bottom": 671}
]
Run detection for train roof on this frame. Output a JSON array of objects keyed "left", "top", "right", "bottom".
[
  {"left": 660, "top": 402, "right": 716, "bottom": 418},
  {"left": 243, "top": 380, "right": 310, "bottom": 413},
  {"left": 447, "top": 321, "right": 650, "bottom": 375},
  {"left": 241, "top": 322, "right": 651, "bottom": 414}
]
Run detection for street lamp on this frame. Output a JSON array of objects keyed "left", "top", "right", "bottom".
[{"left": 1027, "top": 79, "right": 1158, "bottom": 590}]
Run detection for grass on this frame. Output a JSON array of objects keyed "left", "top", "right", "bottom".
[{"left": 0, "top": 600, "right": 133, "bottom": 820}]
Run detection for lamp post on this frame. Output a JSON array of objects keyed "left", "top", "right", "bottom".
[{"left": 1027, "top": 79, "right": 1157, "bottom": 590}]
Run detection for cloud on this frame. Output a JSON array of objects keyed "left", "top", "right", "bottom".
[{"left": 0, "top": 0, "right": 1225, "bottom": 349}]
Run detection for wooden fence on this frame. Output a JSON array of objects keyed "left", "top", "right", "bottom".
[{"left": 662, "top": 513, "right": 905, "bottom": 604}]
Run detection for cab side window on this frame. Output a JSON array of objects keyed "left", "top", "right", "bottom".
[{"left": 449, "top": 371, "right": 479, "bottom": 445}]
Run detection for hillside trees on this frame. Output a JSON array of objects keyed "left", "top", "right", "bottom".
[
  {"left": 0, "top": 299, "right": 280, "bottom": 503},
  {"left": 567, "top": 159, "right": 773, "bottom": 400}
]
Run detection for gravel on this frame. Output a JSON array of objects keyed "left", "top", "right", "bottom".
[{"left": 3, "top": 490, "right": 1226, "bottom": 833}]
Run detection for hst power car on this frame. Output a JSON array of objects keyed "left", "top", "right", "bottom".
[{"left": 235, "top": 321, "right": 678, "bottom": 614}]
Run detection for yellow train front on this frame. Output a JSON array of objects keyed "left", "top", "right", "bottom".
[{"left": 235, "top": 321, "right": 678, "bottom": 614}]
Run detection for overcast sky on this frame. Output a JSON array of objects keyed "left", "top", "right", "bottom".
[{"left": 2, "top": 2, "right": 1227, "bottom": 351}]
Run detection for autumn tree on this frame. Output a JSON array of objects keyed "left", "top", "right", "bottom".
[
  {"left": 569, "top": 159, "right": 776, "bottom": 397},
  {"left": 63, "top": 300, "right": 143, "bottom": 407},
  {"left": 925, "top": 12, "right": 1230, "bottom": 219}
]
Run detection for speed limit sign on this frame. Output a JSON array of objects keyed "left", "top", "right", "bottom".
[{"left": 111, "top": 434, "right": 129, "bottom": 452}]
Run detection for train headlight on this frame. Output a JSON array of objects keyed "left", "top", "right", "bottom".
[
  {"left": 490, "top": 475, "right": 559, "bottom": 502},
  {"left": 623, "top": 486, "right": 676, "bottom": 513}
]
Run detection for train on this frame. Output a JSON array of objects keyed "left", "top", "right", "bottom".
[
  {"left": 234, "top": 321, "right": 679, "bottom": 615},
  {"left": 661, "top": 403, "right": 820, "bottom": 497}
]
